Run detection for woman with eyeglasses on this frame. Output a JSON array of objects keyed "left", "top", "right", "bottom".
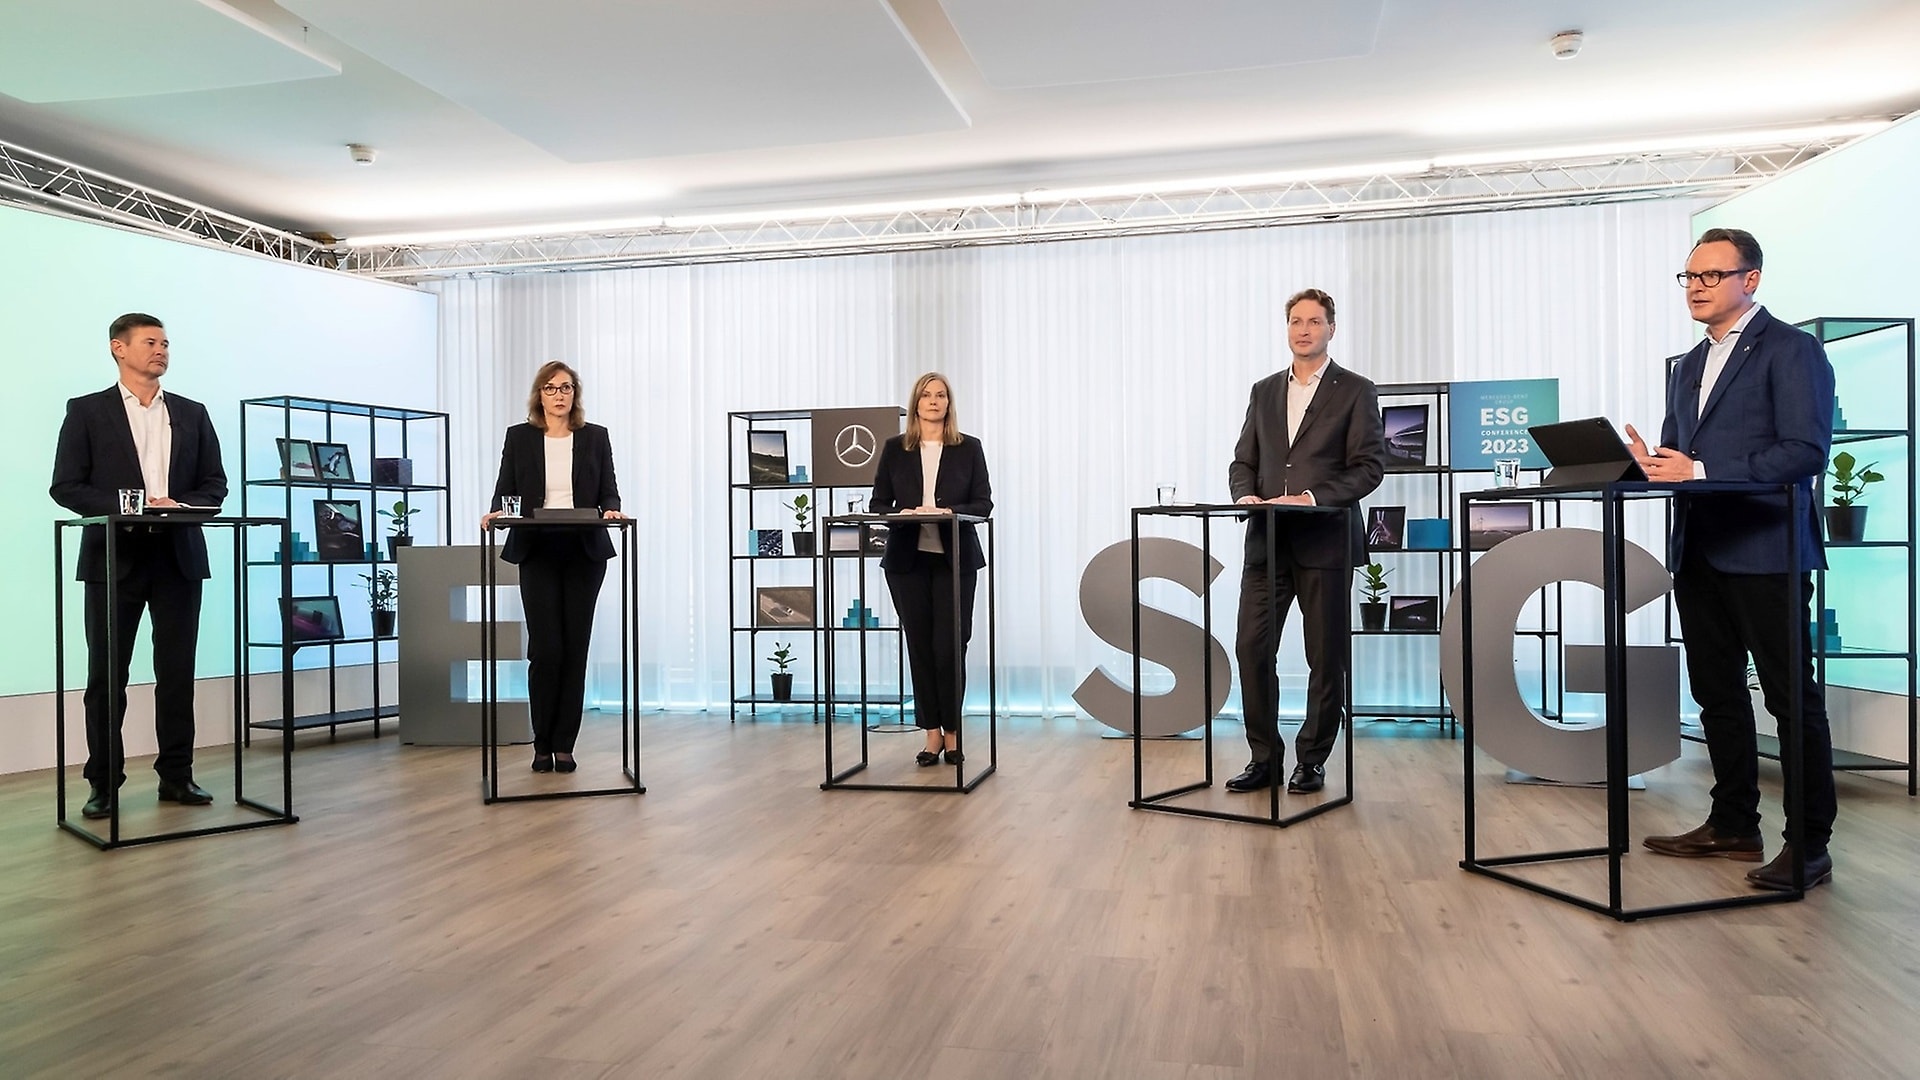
[
  {"left": 481, "top": 361, "right": 625, "bottom": 773},
  {"left": 869, "top": 372, "right": 993, "bottom": 766}
]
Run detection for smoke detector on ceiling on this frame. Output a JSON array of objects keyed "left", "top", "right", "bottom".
[
  {"left": 1550, "top": 30, "right": 1584, "bottom": 60},
  {"left": 347, "top": 143, "right": 378, "bottom": 166}
]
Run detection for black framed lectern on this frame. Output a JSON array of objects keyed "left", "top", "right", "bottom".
[
  {"left": 1457, "top": 480, "right": 1811, "bottom": 920},
  {"left": 53, "top": 513, "right": 298, "bottom": 849},
  {"left": 1128, "top": 502, "right": 1356, "bottom": 827},
  {"left": 480, "top": 516, "right": 643, "bottom": 804},
  {"left": 819, "top": 512, "right": 998, "bottom": 793}
]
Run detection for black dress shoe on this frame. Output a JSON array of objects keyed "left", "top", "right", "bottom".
[
  {"left": 553, "top": 754, "right": 578, "bottom": 774},
  {"left": 156, "top": 778, "right": 213, "bottom": 805},
  {"left": 1225, "top": 762, "right": 1277, "bottom": 792},
  {"left": 1642, "top": 822, "right": 1763, "bottom": 861},
  {"left": 531, "top": 754, "right": 554, "bottom": 773},
  {"left": 1747, "top": 847, "right": 1834, "bottom": 891},
  {"left": 944, "top": 748, "right": 964, "bottom": 765},
  {"left": 1286, "top": 763, "right": 1325, "bottom": 794},
  {"left": 916, "top": 750, "right": 942, "bottom": 767},
  {"left": 81, "top": 784, "right": 113, "bottom": 820}
]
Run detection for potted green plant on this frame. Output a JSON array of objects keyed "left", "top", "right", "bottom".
[
  {"left": 769, "top": 640, "right": 796, "bottom": 701},
  {"left": 784, "top": 493, "right": 815, "bottom": 557},
  {"left": 1357, "top": 562, "right": 1391, "bottom": 631},
  {"left": 359, "top": 567, "right": 398, "bottom": 637},
  {"left": 377, "top": 498, "right": 421, "bottom": 560},
  {"left": 1826, "top": 450, "right": 1883, "bottom": 543}
]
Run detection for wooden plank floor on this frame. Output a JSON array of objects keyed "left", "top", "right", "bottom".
[{"left": 1, "top": 713, "right": 1917, "bottom": 1079}]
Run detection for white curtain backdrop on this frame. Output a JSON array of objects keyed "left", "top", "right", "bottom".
[{"left": 430, "top": 199, "right": 1705, "bottom": 716}]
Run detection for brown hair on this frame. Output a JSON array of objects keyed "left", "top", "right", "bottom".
[
  {"left": 901, "top": 372, "right": 962, "bottom": 451},
  {"left": 1693, "top": 227, "right": 1764, "bottom": 271},
  {"left": 109, "top": 313, "right": 164, "bottom": 341},
  {"left": 1285, "top": 288, "right": 1336, "bottom": 325},
  {"left": 526, "top": 360, "right": 585, "bottom": 430}
]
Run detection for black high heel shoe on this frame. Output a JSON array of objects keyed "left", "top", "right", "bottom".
[
  {"left": 916, "top": 750, "right": 942, "bottom": 767},
  {"left": 944, "top": 748, "right": 964, "bottom": 765},
  {"left": 554, "top": 754, "right": 578, "bottom": 774},
  {"left": 532, "top": 754, "right": 554, "bottom": 773}
]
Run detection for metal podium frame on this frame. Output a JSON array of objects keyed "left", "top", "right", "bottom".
[
  {"left": 480, "top": 516, "right": 643, "bottom": 804},
  {"left": 54, "top": 514, "right": 298, "bottom": 849},
  {"left": 819, "top": 513, "right": 997, "bottom": 793},
  {"left": 1458, "top": 480, "right": 1810, "bottom": 920},
  {"left": 1128, "top": 503, "right": 1356, "bottom": 827}
]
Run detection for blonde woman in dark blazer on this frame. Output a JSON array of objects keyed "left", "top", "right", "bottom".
[
  {"left": 868, "top": 372, "right": 993, "bottom": 765},
  {"left": 481, "top": 361, "right": 625, "bottom": 773}
]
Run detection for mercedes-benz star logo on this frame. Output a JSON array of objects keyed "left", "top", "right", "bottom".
[{"left": 835, "top": 424, "right": 876, "bottom": 467}]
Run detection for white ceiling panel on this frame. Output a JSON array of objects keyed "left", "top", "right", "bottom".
[
  {"left": 0, "top": 0, "right": 339, "bottom": 103},
  {"left": 936, "top": 0, "right": 1383, "bottom": 88},
  {"left": 277, "top": 0, "right": 967, "bottom": 163}
]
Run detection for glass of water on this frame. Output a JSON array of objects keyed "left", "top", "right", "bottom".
[
  {"left": 117, "top": 488, "right": 146, "bottom": 516},
  {"left": 1492, "top": 459, "right": 1522, "bottom": 488},
  {"left": 500, "top": 495, "right": 523, "bottom": 518}
]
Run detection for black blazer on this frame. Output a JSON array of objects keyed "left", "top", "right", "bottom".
[
  {"left": 868, "top": 434, "right": 993, "bottom": 572},
  {"left": 1228, "top": 361, "right": 1386, "bottom": 569},
  {"left": 50, "top": 386, "right": 228, "bottom": 582},
  {"left": 489, "top": 422, "right": 622, "bottom": 563}
]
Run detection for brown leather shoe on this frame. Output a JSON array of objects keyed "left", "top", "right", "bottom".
[
  {"left": 1747, "top": 847, "right": 1833, "bottom": 891},
  {"left": 1642, "top": 822, "right": 1763, "bottom": 861}
]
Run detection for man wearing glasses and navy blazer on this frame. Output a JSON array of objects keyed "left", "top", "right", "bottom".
[{"left": 1626, "top": 228, "right": 1838, "bottom": 891}]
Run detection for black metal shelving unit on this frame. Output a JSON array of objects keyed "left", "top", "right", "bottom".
[
  {"left": 239, "top": 396, "right": 450, "bottom": 741},
  {"left": 727, "top": 408, "right": 909, "bottom": 723}
]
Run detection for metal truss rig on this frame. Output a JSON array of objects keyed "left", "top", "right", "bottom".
[
  {"left": 0, "top": 135, "right": 1853, "bottom": 281},
  {"left": 0, "top": 139, "right": 330, "bottom": 267},
  {"left": 341, "top": 140, "right": 1846, "bottom": 281}
]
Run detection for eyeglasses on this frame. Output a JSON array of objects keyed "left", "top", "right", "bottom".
[
  {"left": 1675, "top": 268, "right": 1752, "bottom": 288},
  {"left": 540, "top": 383, "right": 575, "bottom": 396}
]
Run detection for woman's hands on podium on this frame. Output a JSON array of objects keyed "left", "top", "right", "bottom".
[{"left": 602, "top": 509, "right": 626, "bottom": 520}]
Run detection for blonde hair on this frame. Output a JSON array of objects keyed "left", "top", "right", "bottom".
[
  {"left": 525, "top": 360, "right": 585, "bottom": 430},
  {"left": 902, "top": 372, "right": 962, "bottom": 451}
]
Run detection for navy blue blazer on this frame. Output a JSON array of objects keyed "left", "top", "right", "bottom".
[
  {"left": 50, "top": 386, "right": 228, "bottom": 582},
  {"left": 488, "top": 422, "right": 622, "bottom": 563},
  {"left": 868, "top": 434, "right": 993, "bottom": 572},
  {"left": 1659, "top": 306, "right": 1833, "bottom": 574}
]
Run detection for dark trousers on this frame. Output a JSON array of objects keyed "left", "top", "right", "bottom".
[
  {"left": 886, "top": 551, "right": 978, "bottom": 733},
  {"left": 83, "top": 538, "right": 203, "bottom": 786},
  {"left": 1235, "top": 558, "right": 1349, "bottom": 768},
  {"left": 1673, "top": 553, "right": 1836, "bottom": 854},
  {"left": 517, "top": 545, "right": 607, "bottom": 754}
]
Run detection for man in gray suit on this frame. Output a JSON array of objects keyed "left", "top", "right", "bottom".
[{"left": 1227, "top": 289, "right": 1386, "bottom": 793}]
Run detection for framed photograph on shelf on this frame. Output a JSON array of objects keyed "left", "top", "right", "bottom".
[
  {"left": 313, "top": 442, "right": 354, "bottom": 482},
  {"left": 755, "top": 528, "right": 784, "bottom": 557},
  {"left": 747, "top": 430, "right": 790, "bottom": 486},
  {"left": 1381, "top": 404, "right": 1430, "bottom": 468},
  {"left": 1366, "top": 506, "right": 1406, "bottom": 551},
  {"left": 276, "top": 437, "right": 317, "bottom": 481},
  {"left": 1467, "top": 502, "right": 1534, "bottom": 551},
  {"left": 755, "top": 586, "right": 815, "bottom": 627},
  {"left": 372, "top": 457, "right": 413, "bottom": 485},
  {"left": 1388, "top": 595, "right": 1439, "bottom": 632},
  {"left": 313, "top": 500, "right": 366, "bottom": 562},
  {"left": 827, "top": 522, "right": 863, "bottom": 555},
  {"left": 281, "top": 596, "right": 345, "bottom": 643}
]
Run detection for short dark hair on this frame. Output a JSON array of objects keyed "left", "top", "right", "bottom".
[
  {"left": 1693, "top": 228, "right": 1763, "bottom": 271},
  {"left": 109, "top": 313, "right": 164, "bottom": 341},
  {"left": 1285, "top": 288, "right": 1335, "bottom": 325}
]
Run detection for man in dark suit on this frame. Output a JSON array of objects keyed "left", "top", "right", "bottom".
[
  {"left": 50, "top": 314, "right": 228, "bottom": 819},
  {"left": 1627, "top": 228, "right": 1837, "bottom": 891},
  {"left": 1227, "top": 289, "right": 1386, "bottom": 794}
]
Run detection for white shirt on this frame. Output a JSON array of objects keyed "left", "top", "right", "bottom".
[
  {"left": 1286, "top": 356, "right": 1331, "bottom": 444},
  {"left": 1691, "top": 305, "right": 1763, "bottom": 479},
  {"left": 543, "top": 433, "right": 575, "bottom": 509},
  {"left": 1285, "top": 357, "right": 1330, "bottom": 503},
  {"left": 917, "top": 440, "right": 945, "bottom": 553},
  {"left": 1698, "top": 303, "right": 1762, "bottom": 417},
  {"left": 119, "top": 383, "right": 170, "bottom": 499}
]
